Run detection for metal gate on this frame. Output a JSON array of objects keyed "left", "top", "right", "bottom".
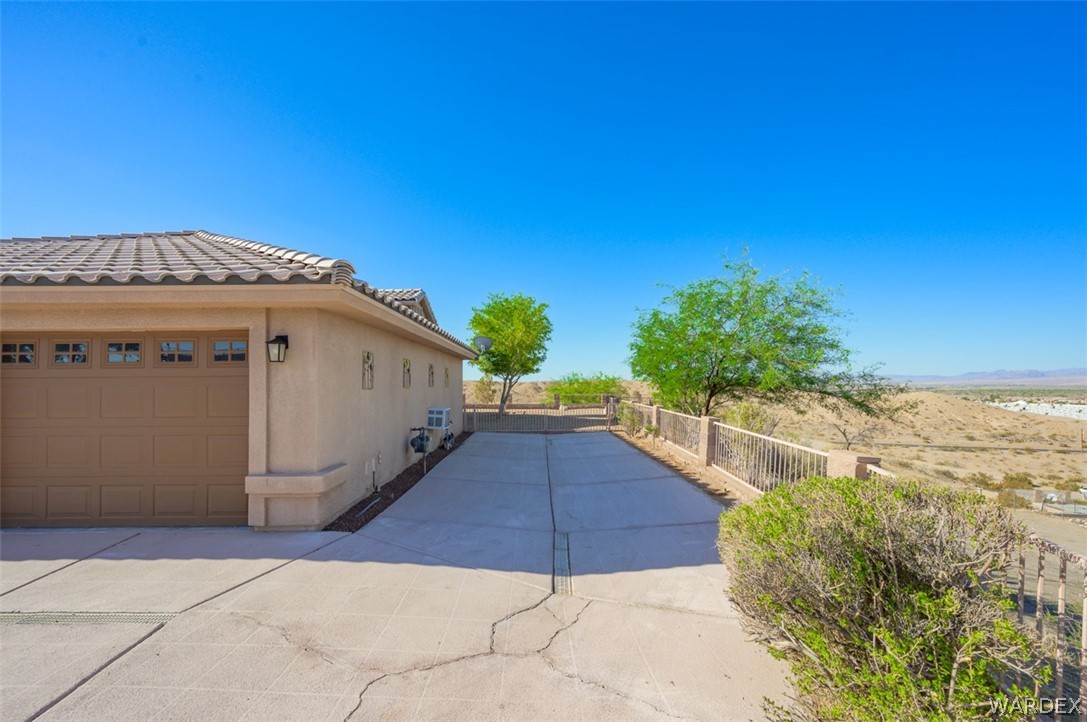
[{"left": 463, "top": 402, "right": 616, "bottom": 433}]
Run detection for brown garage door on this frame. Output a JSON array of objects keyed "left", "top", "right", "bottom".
[{"left": 0, "top": 332, "right": 249, "bottom": 527}]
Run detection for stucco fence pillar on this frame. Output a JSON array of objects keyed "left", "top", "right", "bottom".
[
  {"left": 826, "top": 450, "right": 882, "bottom": 480},
  {"left": 698, "top": 415, "right": 720, "bottom": 467}
]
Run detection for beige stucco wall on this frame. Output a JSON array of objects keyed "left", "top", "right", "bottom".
[
  {"left": 0, "top": 284, "right": 470, "bottom": 530},
  {"left": 251, "top": 307, "right": 465, "bottom": 529}
]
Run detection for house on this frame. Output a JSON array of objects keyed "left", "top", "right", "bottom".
[{"left": 0, "top": 230, "right": 474, "bottom": 529}]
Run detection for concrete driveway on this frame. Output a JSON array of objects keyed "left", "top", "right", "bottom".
[{"left": 0, "top": 432, "right": 789, "bottom": 721}]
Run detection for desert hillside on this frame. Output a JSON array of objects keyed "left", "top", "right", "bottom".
[
  {"left": 463, "top": 381, "right": 1085, "bottom": 488},
  {"left": 768, "top": 391, "right": 1085, "bottom": 487}
]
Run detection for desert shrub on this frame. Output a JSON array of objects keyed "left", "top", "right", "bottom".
[
  {"left": 546, "top": 372, "right": 625, "bottom": 404},
  {"left": 1055, "top": 477, "right": 1085, "bottom": 492},
  {"left": 1001, "top": 472, "right": 1034, "bottom": 489},
  {"left": 718, "top": 476, "right": 1043, "bottom": 721},
  {"left": 616, "top": 404, "right": 646, "bottom": 437},
  {"left": 997, "top": 489, "right": 1031, "bottom": 509},
  {"left": 963, "top": 471, "right": 995, "bottom": 489},
  {"left": 722, "top": 401, "right": 778, "bottom": 436},
  {"left": 934, "top": 467, "right": 959, "bottom": 481}
]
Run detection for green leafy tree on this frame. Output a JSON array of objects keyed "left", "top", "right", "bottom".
[
  {"left": 547, "top": 372, "right": 625, "bottom": 404},
  {"left": 469, "top": 293, "right": 553, "bottom": 412},
  {"left": 629, "top": 255, "right": 905, "bottom": 418}
]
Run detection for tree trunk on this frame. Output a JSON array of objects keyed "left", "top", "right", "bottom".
[{"left": 499, "top": 378, "right": 514, "bottom": 414}]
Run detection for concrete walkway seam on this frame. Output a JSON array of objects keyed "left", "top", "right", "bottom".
[
  {"left": 0, "top": 531, "right": 143, "bottom": 599},
  {"left": 25, "top": 622, "right": 164, "bottom": 722}
]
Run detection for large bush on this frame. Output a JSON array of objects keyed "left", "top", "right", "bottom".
[
  {"left": 718, "top": 476, "right": 1045, "bottom": 721},
  {"left": 546, "top": 372, "right": 625, "bottom": 404}
]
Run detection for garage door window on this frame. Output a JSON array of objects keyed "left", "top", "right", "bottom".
[
  {"left": 51, "top": 341, "right": 89, "bottom": 366},
  {"left": 158, "top": 340, "right": 195, "bottom": 365},
  {"left": 212, "top": 340, "right": 247, "bottom": 364},
  {"left": 1, "top": 341, "right": 36, "bottom": 366},
  {"left": 106, "top": 341, "right": 142, "bottom": 365}
]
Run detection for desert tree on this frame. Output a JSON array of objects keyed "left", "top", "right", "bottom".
[
  {"left": 830, "top": 418, "right": 885, "bottom": 450},
  {"left": 468, "top": 293, "right": 552, "bottom": 413},
  {"left": 546, "top": 372, "right": 625, "bottom": 404},
  {"left": 629, "top": 255, "right": 906, "bottom": 418},
  {"left": 473, "top": 373, "right": 497, "bottom": 404}
]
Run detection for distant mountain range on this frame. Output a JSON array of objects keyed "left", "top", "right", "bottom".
[{"left": 888, "top": 368, "right": 1087, "bottom": 387}]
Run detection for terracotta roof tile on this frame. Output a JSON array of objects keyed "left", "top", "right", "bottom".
[
  {"left": 0, "top": 230, "right": 472, "bottom": 354},
  {"left": 376, "top": 288, "right": 437, "bottom": 324}
]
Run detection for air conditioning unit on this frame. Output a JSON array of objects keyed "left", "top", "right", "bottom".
[{"left": 426, "top": 406, "right": 451, "bottom": 429}]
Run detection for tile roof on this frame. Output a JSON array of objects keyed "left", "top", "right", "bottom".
[
  {"left": 376, "top": 288, "right": 437, "bottom": 324},
  {"left": 0, "top": 230, "right": 354, "bottom": 285},
  {"left": 0, "top": 230, "right": 472, "bottom": 353}
]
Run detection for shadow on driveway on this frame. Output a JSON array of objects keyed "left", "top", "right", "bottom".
[{"left": 1, "top": 432, "right": 790, "bottom": 722}]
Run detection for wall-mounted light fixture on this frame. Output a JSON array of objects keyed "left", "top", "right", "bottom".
[{"left": 266, "top": 335, "right": 289, "bottom": 363}]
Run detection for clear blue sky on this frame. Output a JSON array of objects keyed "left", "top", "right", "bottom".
[{"left": 3, "top": 2, "right": 1084, "bottom": 380}]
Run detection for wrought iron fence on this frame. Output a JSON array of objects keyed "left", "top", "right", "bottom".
[
  {"left": 1006, "top": 534, "right": 1087, "bottom": 714},
  {"left": 611, "top": 397, "right": 1085, "bottom": 713},
  {"left": 818, "top": 451, "right": 1085, "bottom": 703},
  {"left": 659, "top": 409, "right": 701, "bottom": 455},
  {"left": 711, "top": 421, "right": 828, "bottom": 493}
]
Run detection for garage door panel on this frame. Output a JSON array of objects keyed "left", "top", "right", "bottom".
[
  {"left": 207, "top": 386, "right": 247, "bottom": 417},
  {"left": 153, "top": 435, "right": 204, "bottom": 467},
  {"left": 154, "top": 485, "right": 199, "bottom": 517},
  {"left": 154, "top": 384, "right": 203, "bottom": 418},
  {"left": 46, "top": 435, "right": 97, "bottom": 468},
  {"left": 101, "top": 385, "right": 149, "bottom": 418},
  {"left": 2, "top": 332, "right": 249, "bottom": 527},
  {"left": 100, "top": 485, "right": 145, "bottom": 518},
  {"left": 208, "top": 484, "right": 247, "bottom": 516},
  {"left": 207, "top": 434, "right": 247, "bottom": 467},
  {"left": 1, "top": 434, "right": 44, "bottom": 468},
  {"left": 46, "top": 385, "right": 95, "bottom": 418},
  {"left": 100, "top": 435, "right": 147, "bottom": 466},
  {"left": 1, "top": 386, "right": 40, "bottom": 419},
  {"left": 0, "top": 486, "right": 39, "bottom": 519},
  {"left": 46, "top": 486, "right": 93, "bottom": 518}
]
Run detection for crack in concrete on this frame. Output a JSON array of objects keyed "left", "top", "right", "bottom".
[
  {"left": 538, "top": 650, "right": 692, "bottom": 721},
  {"left": 339, "top": 592, "right": 553, "bottom": 721},
  {"left": 338, "top": 592, "right": 691, "bottom": 722},
  {"left": 535, "top": 599, "right": 591, "bottom": 655},
  {"left": 531, "top": 598, "right": 693, "bottom": 721},
  {"left": 232, "top": 612, "right": 361, "bottom": 673},
  {"left": 487, "top": 592, "right": 554, "bottom": 654},
  {"left": 340, "top": 669, "right": 392, "bottom": 721},
  {"left": 572, "top": 592, "right": 738, "bottom": 620}
]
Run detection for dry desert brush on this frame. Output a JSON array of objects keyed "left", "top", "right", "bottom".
[{"left": 718, "top": 476, "right": 1047, "bottom": 721}]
